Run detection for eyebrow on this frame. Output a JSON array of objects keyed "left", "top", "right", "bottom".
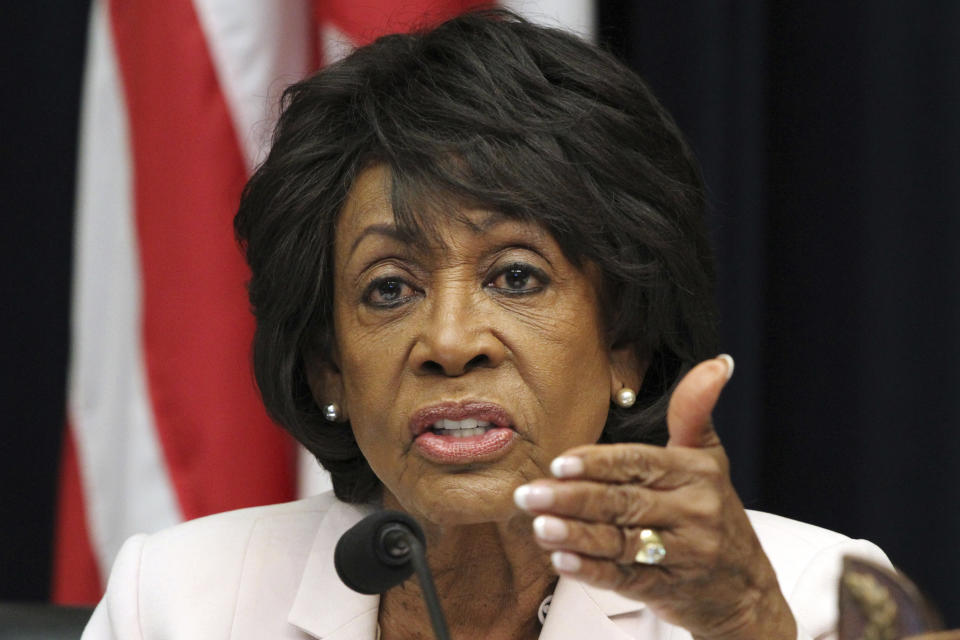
[
  {"left": 347, "top": 214, "right": 537, "bottom": 259},
  {"left": 348, "top": 223, "right": 411, "bottom": 259}
]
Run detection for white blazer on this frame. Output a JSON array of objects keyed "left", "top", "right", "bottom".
[{"left": 82, "top": 492, "right": 889, "bottom": 640}]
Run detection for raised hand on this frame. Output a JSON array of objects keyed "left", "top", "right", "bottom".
[{"left": 514, "top": 357, "right": 797, "bottom": 640}]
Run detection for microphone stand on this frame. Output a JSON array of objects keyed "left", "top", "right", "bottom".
[
  {"left": 405, "top": 534, "right": 451, "bottom": 640},
  {"left": 380, "top": 524, "right": 451, "bottom": 640}
]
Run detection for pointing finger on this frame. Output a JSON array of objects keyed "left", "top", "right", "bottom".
[
  {"left": 513, "top": 479, "right": 677, "bottom": 526},
  {"left": 547, "top": 442, "right": 718, "bottom": 489}
]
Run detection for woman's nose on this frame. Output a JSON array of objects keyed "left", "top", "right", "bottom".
[{"left": 409, "top": 293, "right": 506, "bottom": 376}]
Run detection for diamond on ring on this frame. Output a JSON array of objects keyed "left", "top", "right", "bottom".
[{"left": 635, "top": 528, "right": 666, "bottom": 565}]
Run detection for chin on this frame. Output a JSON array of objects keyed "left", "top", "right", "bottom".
[{"left": 395, "top": 474, "right": 522, "bottom": 527}]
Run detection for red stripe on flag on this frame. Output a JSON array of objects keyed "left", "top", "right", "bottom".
[
  {"left": 52, "top": 426, "right": 103, "bottom": 604},
  {"left": 317, "top": 0, "right": 480, "bottom": 46},
  {"left": 108, "top": 0, "right": 295, "bottom": 520}
]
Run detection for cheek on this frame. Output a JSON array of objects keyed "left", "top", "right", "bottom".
[
  {"left": 523, "top": 316, "right": 612, "bottom": 451},
  {"left": 337, "top": 307, "right": 407, "bottom": 400},
  {"left": 342, "top": 347, "right": 400, "bottom": 426},
  {"left": 335, "top": 320, "right": 410, "bottom": 466}
]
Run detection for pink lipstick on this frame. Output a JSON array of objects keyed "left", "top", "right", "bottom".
[{"left": 409, "top": 401, "right": 517, "bottom": 464}]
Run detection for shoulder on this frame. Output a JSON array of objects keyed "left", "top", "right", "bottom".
[
  {"left": 747, "top": 510, "right": 889, "bottom": 584},
  {"left": 129, "top": 492, "right": 341, "bottom": 594},
  {"left": 85, "top": 492, "right": 361, "bottom": 640},
  {"left": 140, "top": 491, "right": 340, "bottom": 556},
  {"left": 747, "top": 510, "right": 891, "bottom": 639},
  {"left": 748, "top": 510, "right": 865, "bottom": 558}
]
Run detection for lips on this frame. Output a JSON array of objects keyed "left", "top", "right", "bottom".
[
  {"left": 409, "top": 401, "right": 514, "bottom": 436},
  {"left": 409, "top": 401, "right": 517, "bottom": 463}
]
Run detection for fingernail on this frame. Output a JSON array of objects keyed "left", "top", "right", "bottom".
[
  {"left": 716, "top": 354, "right": 735, "bottom": 381},
  {"left": 513, "top": 485, "right": 555, "bottom": 510},
  {"left": 551, "top": 551, "right": 581, "bottom": 573},
  {"left": 550, "top": 456, "right": 584, "bottom": 478},
  {"left": 533, "top": 515, "right": 569, "bottom": 542}
]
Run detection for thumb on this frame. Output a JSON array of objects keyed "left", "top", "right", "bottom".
[{"left": 666, "top": 355, "right": 734, "bottom": 449}]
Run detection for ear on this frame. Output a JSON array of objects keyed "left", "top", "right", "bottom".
[
  {"left": 304, "top": 351, "right": 348, "bottom": 422},
  {"left": 608, "top": 343, "right": 646, "bottom": 397}
]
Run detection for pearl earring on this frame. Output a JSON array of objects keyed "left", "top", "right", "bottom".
[
  {"left": 323, "top": 402, "right": 342, "bottom": 422},
  {"left": 614, "top": 387, "right": 636, "bottom": 408}
]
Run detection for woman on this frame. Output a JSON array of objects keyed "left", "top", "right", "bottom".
[{"left": 84, "top": 10, "right": 888, "bottom": 640}]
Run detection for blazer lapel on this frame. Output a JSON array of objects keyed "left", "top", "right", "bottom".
[
  {"left": 288, "top": 500, "right": 379, "bottom": 640},
  {"left": 539, "top": 577, "right": 645, "bottom": 639}
]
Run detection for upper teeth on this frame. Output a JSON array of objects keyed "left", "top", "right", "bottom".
[{"left": 433, "top": 418, "right": 492, "bottom": 430}]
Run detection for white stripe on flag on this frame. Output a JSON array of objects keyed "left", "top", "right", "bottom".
[
  {"left": 191, "top": 0, "right": 315, "bottom": 171},
  {"left": 68, "top": 0, "right": 183, "bottom": 578},
  {"left": 501, "top": 0, "right": 595, "bottom": 40},
  {"left": 321, "top": 20, "right": 356, "bottom": 66}
]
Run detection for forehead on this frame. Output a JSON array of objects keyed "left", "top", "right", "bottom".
[
  {"left": 340, "top": 165, "right": 394, "bottom": 228},
  {"left": 336, "top": 165, "right": 548, "bottom": 254}
]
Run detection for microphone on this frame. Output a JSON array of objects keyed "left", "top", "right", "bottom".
[{"left": 334, "top": 510, "right": 451, "bottom": 640}]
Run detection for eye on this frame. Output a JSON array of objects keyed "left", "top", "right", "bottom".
[
  {"left": 363, "top": 277, "right": 417, "bottom": 308},
  {"left": 486, "top": 262, "right": 548, "bottom": 294}
]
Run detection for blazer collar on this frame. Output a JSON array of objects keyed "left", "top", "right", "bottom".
[
  {"left": 539, "top": 575, "right": 645, "bottom": 639},
  {"left": 288, "top": 499, "right": 646, "bottom": 639},
  {"left": 288, "top": 499, "right": 378, "bottom": 640},
  {"left": 577, "top": 580, "right": 647, "bottom": 618}
]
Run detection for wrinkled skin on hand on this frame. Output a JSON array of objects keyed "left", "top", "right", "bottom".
[{"left": 516, "top": 358, "right": 797, "bottom": 640}]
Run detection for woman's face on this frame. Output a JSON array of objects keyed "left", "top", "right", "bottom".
[{"left": 314, "top": 166, "right": 636, "bottom": 525}]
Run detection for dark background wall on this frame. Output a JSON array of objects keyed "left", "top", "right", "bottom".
[
  {"left": 1, "top": 2, "right": 90, "bottom": 602},
  {"left": 598, "top": 0, "right": 960, "bottom": 625},
  {"left": 3, "top": 0, "right": 958, "bottom": 627}
]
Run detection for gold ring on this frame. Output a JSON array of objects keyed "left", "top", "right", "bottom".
[{"left": 634, "top": 528, "right": 666, "bottom": 565}]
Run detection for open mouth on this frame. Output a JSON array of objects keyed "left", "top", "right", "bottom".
[
  {"left": 429, "top": 418, "right": 498, "bottom": 438},
  {"left": 410, "top": 401, "right": 518, "bottom": 463}
]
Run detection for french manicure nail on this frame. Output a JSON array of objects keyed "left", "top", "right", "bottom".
[
  {"left": 550, "top": 456, "right": 584, "bottom": 478},
  {"left": 513, "top": 484, "right": 555, "bottom": 510},
  {"left": 717, "top": 354, "right": 735, "bottom": 381},
  {"left": 551, "top": 551, "right": 582, "bottom": 573},
  {"left": 533, "top": 515, "right": 569, "bottom": 542}
]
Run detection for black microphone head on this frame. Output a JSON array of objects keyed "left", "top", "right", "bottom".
[{"left": 334, "top": 509, "right": 426, "bottom": 594}]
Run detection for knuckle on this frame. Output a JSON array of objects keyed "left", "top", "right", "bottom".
[
  {"left": 619, "top": 490, "right": 651, "bottom": 525},
  {"left": 616, "top": 528, "right": 639, "bottom": 564},
  {"left": 556, "top": 482, "right": 591, "bottom": 514},
  {"left": 691, "top": 453, "right": 725, "bottom": 481},
  {"left": 688, "top": 490, "right": 723, "bottom": 522},
  {"left": 579, "top": 523, "right": 620, "bottom": 558},
  {"left": 610, "top": 446, "right": 652, "bottom": 482},
  {"left": 606, "top": 485, "right": 648, "bottom": 525},
  {"left": 606, "top": 447, "right": 632, "bottom": 476}
]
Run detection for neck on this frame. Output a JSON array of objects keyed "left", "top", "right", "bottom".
[{"left": 378, "top": 494, "right": 555, "bottom": 640}]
